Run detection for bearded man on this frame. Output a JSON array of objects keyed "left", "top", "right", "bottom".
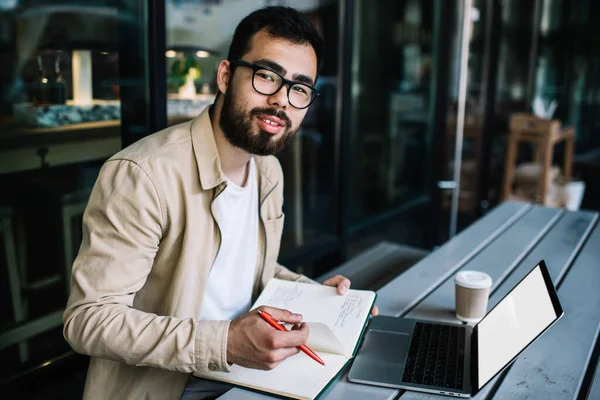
[{"left": 63, "top": 6, "right": 377, "bottom": 400}]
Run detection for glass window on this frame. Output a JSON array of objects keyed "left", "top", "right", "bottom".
[
  {"left": 495, "top": 0, "right": 537, "bottom": 109},
  {"left": 279, "top": 1, "right": 339, "bottom": 253},
  {"left": 349, "top": 0, "right": 436, "bottom": 230},
  {"left": 534, "top": 0, "right": 600, "bottom": 152},
  {"left": 530, "top": 0, "right": 600, "bottom": 210},
  {"left": 441, "top": 0, "right": 489, "bottom": 239},
  {"left": 0, "top": 0, "right": 150, "bottom": 382},
  {"left": 165, "top": 0, "right": 219, "bottom": 127}
]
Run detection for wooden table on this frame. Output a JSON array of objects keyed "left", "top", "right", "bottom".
[
  {"left": 0, "top": 114, "right": 195, "bottom": 175},
  {"left": 0, "top": 120, "right": 122, "bottom": 175},
  {"left": 219, "top": 201, "right": 600, "bottom": 399}
]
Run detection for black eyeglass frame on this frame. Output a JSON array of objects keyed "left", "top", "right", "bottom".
[{"left": 230, "top": 59, "right": 320, "bottom": 109}]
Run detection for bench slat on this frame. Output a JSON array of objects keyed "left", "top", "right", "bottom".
[
  {"left": 485, "top": 210, "right": 598, "bottom": 305},
  {"left": 466, "top": 210, "right": 598, "bottom": 400},
  {"left": 493, "top": 222, "right": 600, "bottom": 399},
  {"left": 317, "top": 241, "right": 427, "bottom": 291},
  {"left": 318, "top": 242, "right": 405, "bottom": 283},
  {"left": 404, "top": 206, "right": 562, "bottom": 324},
  {"left": 376, "top": 201, "right": 530, "bottom": 317}
]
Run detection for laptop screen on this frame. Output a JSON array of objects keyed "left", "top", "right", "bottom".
[{"left": 476, "top": 264, "right": 560, "bottom": 389}]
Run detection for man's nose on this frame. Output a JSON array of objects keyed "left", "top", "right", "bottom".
[{"left": 267, "top": 85, "right": 289, "bottom": 109}]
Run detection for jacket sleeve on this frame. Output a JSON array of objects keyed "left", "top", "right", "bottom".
[{"left": 62, "top": 159, "right": 230, "bottom": 374}]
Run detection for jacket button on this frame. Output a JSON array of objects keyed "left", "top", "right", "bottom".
[{"left": 208, "top": 363, "right": 218, "bottom": 371}]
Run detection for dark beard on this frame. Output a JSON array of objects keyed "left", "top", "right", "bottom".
[{"left": 219, "top": 90, "right": 298, "bottom": 156}]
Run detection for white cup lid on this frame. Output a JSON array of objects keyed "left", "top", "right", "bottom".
[{"left": 455, "top": 271, "right": 492, "bottom": 289}]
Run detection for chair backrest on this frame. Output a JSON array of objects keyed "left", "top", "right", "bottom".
[{"left": 509, "top": 113, "right": 560, "bottom": 138}]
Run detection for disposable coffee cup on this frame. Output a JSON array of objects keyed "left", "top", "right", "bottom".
[{"left": 454, "top": 271, "right": 492, "bottom": 323}]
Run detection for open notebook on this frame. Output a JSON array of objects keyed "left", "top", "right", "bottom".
[{"left": 194, "top": 278, "right": 377, "bottom": 399}]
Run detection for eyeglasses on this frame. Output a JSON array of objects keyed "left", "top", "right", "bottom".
[{"left": 231, "top": 59, "right": 319, "bottom": 109}]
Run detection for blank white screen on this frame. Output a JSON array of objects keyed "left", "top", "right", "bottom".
[{"left": 477, "top": 266, "right": 558, "bottom": 388}]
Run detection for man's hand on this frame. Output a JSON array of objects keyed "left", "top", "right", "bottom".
[
  {"left": 322, "top": 275, "right": 379, "bottom": 316},
  {"left": 227, "top": 306, "right": 309, "bottom": 370}
]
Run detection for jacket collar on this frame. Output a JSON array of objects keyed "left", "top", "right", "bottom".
[{"left": 190, "top": 107, "right": 279, "bottom": 194}]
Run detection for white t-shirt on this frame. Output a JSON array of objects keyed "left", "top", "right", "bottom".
[{"left": 200, "top": 158, "right": 259, "bottom": 321}]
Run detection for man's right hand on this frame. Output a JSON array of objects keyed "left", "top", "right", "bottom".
[{"left": 227, "top": 306, "right": 309, "bottom": 370}]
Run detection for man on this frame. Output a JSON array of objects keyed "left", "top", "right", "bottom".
[{"left": 63, "top": 6, "right": 377, "bottom": 400}]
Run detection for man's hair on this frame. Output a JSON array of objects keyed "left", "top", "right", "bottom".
[{"left": 227, "top": 6, "right": 324, "bottom": 77}]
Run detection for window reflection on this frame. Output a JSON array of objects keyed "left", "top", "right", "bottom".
[
  {"left": 350, "top": 0, "right": 435, "bottom": 226},
  {"left": 0, "top": 1, "right": 144, "bottom": 380},
  {"left": 165, "top": 46, "right": 217, "bottom": 126}
]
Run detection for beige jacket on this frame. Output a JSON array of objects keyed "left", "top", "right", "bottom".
[{"left": 63, "top": 107, "right": 313, "bottom": 400}]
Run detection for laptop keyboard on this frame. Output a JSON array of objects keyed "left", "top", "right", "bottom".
[{"left": 402, "top": 322, "right": 466, "bottom": 390}]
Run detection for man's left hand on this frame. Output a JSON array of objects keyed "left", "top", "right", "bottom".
[{"left": 322, "top": 275, "right": 379, "bottom": 316}]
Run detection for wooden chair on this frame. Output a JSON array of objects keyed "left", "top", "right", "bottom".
[
  {"left": 0, "top": 189, "right": 88, "bottom": 362},
  {"left": 1, "top": 206, "right": 28, "bottom": 362},
  {"left": 59, "top": 188, "right": 91, "bottom": 292},
  {"left": 502, "top": 113, "right": 574, "bottom": 205}
]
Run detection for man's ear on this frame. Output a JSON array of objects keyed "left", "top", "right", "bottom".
[{"left": 216, "top": 60, "right": 232, "bottom": 95}]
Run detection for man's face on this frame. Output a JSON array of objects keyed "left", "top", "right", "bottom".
[{"left": 219, "top": 29, "right": 318, "bottom": 156}]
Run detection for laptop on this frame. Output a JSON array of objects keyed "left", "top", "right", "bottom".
[{"left": 348, "top": 260, "right": 564, "bottom": 398}]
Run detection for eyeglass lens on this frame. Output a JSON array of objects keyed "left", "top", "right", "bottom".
[{"left": 253, "top": 68, "right": 313, "bottom": 108}]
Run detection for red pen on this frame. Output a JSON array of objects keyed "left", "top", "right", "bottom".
[{"left": 257, "top": 310, "right": 325, "bottom": 366}]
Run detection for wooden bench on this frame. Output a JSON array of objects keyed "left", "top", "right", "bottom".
[
  {"left": 317, "top": 241, "right": 429, "bottom": 291},
  {"left": 220, "top": 201, "right": 600, "bottom": 400},
  {"left": 496, "top": 215, "right": 600, "bottom": 398},
  {"left": 400, "top": 207, "right": 598, "bottom": 400}
]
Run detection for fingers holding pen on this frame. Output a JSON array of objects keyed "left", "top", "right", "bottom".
[
  {"left": 256, "top": 306, "right": 309, "bottom": 348},
  {"left": 258, "top": 306, "right": 303, "bottom": 324},
  {"left": 227, "top": 306, "right": 310, "bottom": 370}
]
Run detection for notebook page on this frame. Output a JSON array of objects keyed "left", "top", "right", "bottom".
[
  {"left": 303, "top": 322, "right": 345, "bottom": 354},
  {"left": 254, "top": 279, "right": 375, "bottom": 356},
  {"left": 195, "top": 352, "right": 349, "bottom": 400}
]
